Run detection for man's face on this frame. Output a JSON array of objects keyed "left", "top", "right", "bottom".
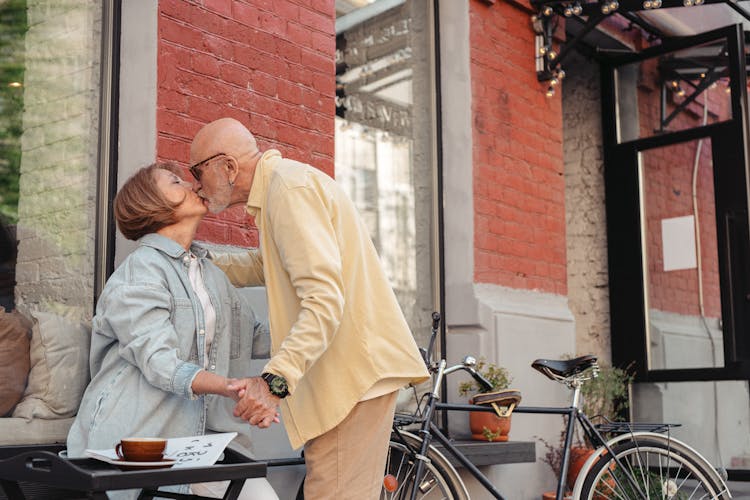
[{"left": 189, "top": 153, "right": 233, "bottom": 214}]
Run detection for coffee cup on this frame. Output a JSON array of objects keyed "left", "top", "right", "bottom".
[{"left": 115, "top": 437, "right": 167, "bottom": 462}]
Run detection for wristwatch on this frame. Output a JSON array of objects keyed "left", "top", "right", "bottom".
[{"left": 261, "top": 372, "right": 289, "bottom": 398}]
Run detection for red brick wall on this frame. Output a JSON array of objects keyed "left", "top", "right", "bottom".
[
  {"left": 470, "top": 0, "right": 567, "bottom": 294},
  {"left": 156, "top": 0, "right": 336, "bottom": 246}
]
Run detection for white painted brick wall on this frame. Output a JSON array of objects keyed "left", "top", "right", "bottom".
[
  {"left": 562, "top": 51, "right": 612, "bottom": 361},
  {"left": 14, "top": 0, "right": 101, "bottom": 321}
]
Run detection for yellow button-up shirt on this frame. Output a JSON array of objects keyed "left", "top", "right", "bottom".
[{"left": 212, "top": 150, "right": 429, "bottom": 449}]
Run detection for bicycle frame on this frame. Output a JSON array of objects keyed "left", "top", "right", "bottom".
[{"left": 399, "top": 358, "right": 643, "bottom": 500}]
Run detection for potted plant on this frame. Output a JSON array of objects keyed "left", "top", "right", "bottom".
[
  {"left": 540, "top": 361, "right": 633, "bottom": 499},
  {"left": 458, "top": 358, "right": 515, "bottom": 442}
]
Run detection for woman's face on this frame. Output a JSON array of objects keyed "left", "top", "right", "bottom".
[{"left": 154, "top": 168, "right": 208, "bottom": 220}]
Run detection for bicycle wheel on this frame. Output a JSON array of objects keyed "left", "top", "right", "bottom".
[
  {"left": 381, "top": 432, "right": 469, "bottom": 500},
  {"left": 577, "top": 436, "right": 730, "bottom": 499}
]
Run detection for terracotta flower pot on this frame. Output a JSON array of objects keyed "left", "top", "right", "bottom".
[
  {"left": 566, "top": 446, "right": 595, "bottom": 488},
  {"left": 542, "top": 491, "right": 572, "bottom": 500},
  {"left": 468, "top": 398, "right": 511, "bottom": 442}
]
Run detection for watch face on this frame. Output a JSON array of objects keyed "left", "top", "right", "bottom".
[
  {"left": 270, "top": 377, "right": 287, "bottom": 394},
  {"left": 264, "top": 373, "right": 288, "bottom": 397}
]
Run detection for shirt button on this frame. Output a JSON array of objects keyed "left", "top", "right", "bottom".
[
  {"left": 183, "top": 256, "right": 189, "bottom": 262},
  {"left": 199, "top": 329, "right": 205, "bottom": 335},
  {"left": 210, "top": 365, "right": 216, "bottom": 370}
]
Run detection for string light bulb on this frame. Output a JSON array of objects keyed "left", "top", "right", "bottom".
[
  {"left": 546, "top": 85, "right": 556, "bottom": 97},
  {"left": 572, "top": 3, "right": 583, "bottom": 14},
  {"left": 601, "top": 0, "right": 618, "bottom": 13}
]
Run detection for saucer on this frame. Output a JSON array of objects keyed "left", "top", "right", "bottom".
[{"left": 112, "top": 458, "right": 176, "bottom": 471}]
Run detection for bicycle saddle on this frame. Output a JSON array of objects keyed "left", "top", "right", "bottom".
[
  {"left": 472, "top": 389, "right": 522, "bottom": 418},
  {"left": 531, "top": 355, "right": 598, "bottom": 380}
]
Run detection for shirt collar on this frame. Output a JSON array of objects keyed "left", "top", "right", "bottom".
[
  {"left": 246, "top": 149, "right": 282, "bottom": 217},
  {"left": 139, "top": 233, "right": 207, "bottom": 259}
]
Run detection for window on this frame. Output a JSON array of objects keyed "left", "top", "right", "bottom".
[
  {"left": 0, "top": 0, "right": 115, "bottom": 433},
  {"left": 1, "top": 0, "right": 112, "bottom": 322},
  {"left": 335, "top": 0, "right": 439, "bottom": 347},
  {"left": 602, "top": 26, "right": 750, "bottom": 475}
]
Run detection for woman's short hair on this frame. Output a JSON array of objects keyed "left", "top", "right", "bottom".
[{"left": 113, "top": 162, "right": 186, "bottom": 241}]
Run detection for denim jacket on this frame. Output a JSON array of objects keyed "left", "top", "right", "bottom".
[{"left": 66, "top": 234, "right": 269, "bottom": 498}]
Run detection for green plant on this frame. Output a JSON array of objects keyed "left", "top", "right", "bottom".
[
  {"left": 539, "top": 361, "right": 634, "bottom": 487},
  {"left": 580, "top": 362, "right": 634, "bottom": 422},
  {"left": 601, "top": 467, "right": 688, "bottom": 498},
  {"left": 457, "top": 358, "right": 512, "bottom": 396},
  {"left": 481, "top": 426, "right": 503, "bottom": 442}
]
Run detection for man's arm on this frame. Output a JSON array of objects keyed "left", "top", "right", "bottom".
[
  {"left": 210, "top": 248, "right": 265, "bottom": 287},
  {"left": 227, "top": 377, "right": 280, "bottom": 428},
  {"left": 260, "top": 185, "right": 345, "bottom": 394}
]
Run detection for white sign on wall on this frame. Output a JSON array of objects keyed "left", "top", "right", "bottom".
[{"left": 661, "top": 215, "right": 697, "bottom": 271}]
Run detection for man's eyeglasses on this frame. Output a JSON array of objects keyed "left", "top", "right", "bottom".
[{"left": 189, "top": 153, "right": 226, "bottom": 181}]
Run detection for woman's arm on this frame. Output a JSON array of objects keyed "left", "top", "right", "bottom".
[
  {"left": 102, "top": 281, "right": 202, "bottom": 399},
  {"left": 191, "top": 370, "right": 241, "bottom": 400}
]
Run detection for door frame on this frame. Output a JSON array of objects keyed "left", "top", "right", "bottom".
[{"left": 601, "top": 24, "right": 750, "bottom": 382}]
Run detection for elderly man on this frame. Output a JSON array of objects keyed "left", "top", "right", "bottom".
[{"left": 189, "top": 118, "right": 429, "bottom": 498}]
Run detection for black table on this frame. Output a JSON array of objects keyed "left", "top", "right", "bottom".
[{"left": 0, "top": 444, "right": 266, "bottom": 500}]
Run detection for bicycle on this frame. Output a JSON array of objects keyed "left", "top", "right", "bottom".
[{"left": 380, "top": 312, "right": 732, "bottom": 499}]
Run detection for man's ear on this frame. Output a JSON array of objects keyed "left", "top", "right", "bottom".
[{"left": 225, "top": 156, "right": 240, "bottom": 184}]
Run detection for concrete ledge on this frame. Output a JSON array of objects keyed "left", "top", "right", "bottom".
[{"left": 433, "top": 440, "right": 536, "bottom": 468}]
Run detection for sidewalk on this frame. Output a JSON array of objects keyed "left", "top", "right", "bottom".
[{"left": 729, "top": 480, "right": 750, "bottom": 498}]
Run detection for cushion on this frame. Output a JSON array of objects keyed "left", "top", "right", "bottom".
[
  {"left": 0, "top": 416, "right": 74, "bottom": 445},
  {"left": 0, "top": 308, "right": 32, "bottom": 416},
  {"left": 12, "top": 309, "right": 91, "bottom": 420}
]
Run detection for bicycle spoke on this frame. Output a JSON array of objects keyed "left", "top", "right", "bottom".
[
  {"left": 382, "top": 440, "right": 459, "bottom": 499},
  {"left": 580, "top": 441, "right": 727, "bottom": 500}
]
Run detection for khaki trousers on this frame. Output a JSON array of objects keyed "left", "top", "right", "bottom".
[{"left": 303, "top": 391, "right": 398, "bottom": 499}]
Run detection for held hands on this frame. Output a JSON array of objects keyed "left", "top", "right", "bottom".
[{"left": 227, "top": 377, "right": 281, "bottom": 428}]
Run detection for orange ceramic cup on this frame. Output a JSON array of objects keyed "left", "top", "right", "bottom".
[{"left": 115, "top": 437, "right": 167, "bottom": 462}]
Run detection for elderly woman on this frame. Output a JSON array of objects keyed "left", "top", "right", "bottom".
[{"left": 66, "top": 162, "right": 278, "bottom": 500}]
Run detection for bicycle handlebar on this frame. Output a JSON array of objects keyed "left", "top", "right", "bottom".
[{"left": 468, "top": 367, "right": 494, "bottom": 393}]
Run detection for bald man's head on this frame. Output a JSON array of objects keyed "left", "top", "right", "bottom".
[{"left": 190, "top": 118, "right": 259, "bottom": 166}]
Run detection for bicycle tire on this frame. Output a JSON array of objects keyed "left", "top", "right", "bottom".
[
  {"left": 576, "top": 435, "right": 730, "bottom": 499},
  {"left": 381, "top": 431, "right": 469, "bottom": 500}
]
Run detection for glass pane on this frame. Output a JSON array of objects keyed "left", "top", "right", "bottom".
[
  {"left": 632, "top": 380, "right": 749, "bottom": 472},
  {"left": 0, "top": 0, "right": 102, "bottom": 423},
  {"left": 640, "top": 140, "right": 723, "bottom": 370},
  {"left": 616, "top": 39, "right": 733, "bottom": 143},
  {"left": 11, "top": 0, "right": 102, "bottom": 320},
  {"left": 335, "top": 0, "right": 436, "bottom": 346}
]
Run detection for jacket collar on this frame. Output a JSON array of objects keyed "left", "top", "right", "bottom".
[{"left": 138, "top": 233, "right": 208, "bottom": 259}]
